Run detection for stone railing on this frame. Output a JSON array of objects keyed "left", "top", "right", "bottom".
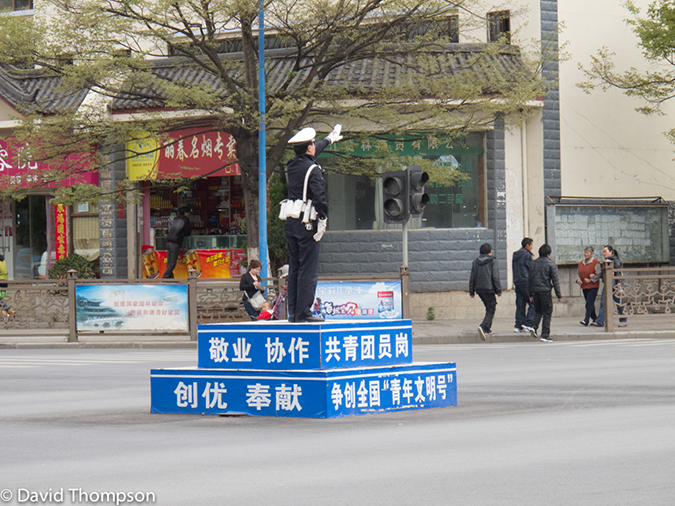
[
  {"left": 0, "top": 270, "right": 409, "bottom": 340},
  {"left": 0, "top": 271, "right": 283, "bottom": 341},
  {"left": 603, "top": 263, "right": 675, "bottom": 331}
]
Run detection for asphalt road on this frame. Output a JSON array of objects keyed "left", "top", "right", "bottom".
[{"left": 1, "top": 339, "right": 674, "bottom": 506}]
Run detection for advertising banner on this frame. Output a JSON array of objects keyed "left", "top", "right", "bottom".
[
  {"left": 75, "top": 284, "right": 188, "bottom": 332},
  {"left": 0, "top": 138, "right": 97, "bottom": 188},
  {"left": 197, "top": 320, "right": 413, "bottom": 370},
  {"left": 54, "top": 204, "right": 68, "bottom": 260},
  {"left": 127, "top": 128, "right": 241, "bottom": 180},
  {"left": 313, "top": 281, "right": 403, "bottom": 320},
  {"left": 150, "top": 363, "right": 457, "bottom": 418},
  {"left": 142, "top": 248, "right": 241, "bottom": 279}
]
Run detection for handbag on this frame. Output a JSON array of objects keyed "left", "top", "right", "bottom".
[{"left": 247, "top": 290, "right": 266, "bottom": 311}]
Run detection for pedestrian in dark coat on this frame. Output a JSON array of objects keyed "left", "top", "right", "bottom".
[
  {"left": 512, "top": 237, "right": 535, "bottom": 332},
  {"left": 469, "top": 243, "right": 502, "bottom": 341},
  {"left": 528, "top": 244, "right": 562, "bottom": 342},
  {"left": 593, "top": 245, "right": 627, "bottom": 327},
  {"left": 162, "top": 206, "right": 191, "bottom": 278}
]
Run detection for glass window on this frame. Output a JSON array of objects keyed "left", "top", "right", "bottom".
[
  {"left": 487, "top": 10, "right": 510, "bottom": 43},
  {"left": 73, "top": 216, "right": 99, "bottom": 262},
  {"left": 0, "top": 0, "right": 33, "bottom": 11},
  {"left": 323, "top": 132, "right": 485, "bottom": 231}
]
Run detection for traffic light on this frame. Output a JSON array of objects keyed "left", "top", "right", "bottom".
[
  {"left": 382, "top": 170, "right": 409, "bottom": 223},
  {"left": 408, "top": 165, "right": 429, "bottom": 215}
]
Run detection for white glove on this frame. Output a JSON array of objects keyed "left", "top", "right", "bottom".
[
  {"left": 313, "top": 218, "right": 327, "bottom": 242},
  {"left": 326, "top": 124, "right": 343, "bottom": 144}
]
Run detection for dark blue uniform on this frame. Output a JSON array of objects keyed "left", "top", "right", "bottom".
[{"left": 284, "top": 138, "right": 330, "bottom": 321}]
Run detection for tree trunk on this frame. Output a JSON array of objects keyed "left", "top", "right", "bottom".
[{"left": 234, "top": 129, "right": 262, "bottom": 261}]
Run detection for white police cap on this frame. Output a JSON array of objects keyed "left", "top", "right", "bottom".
[{"left": 288, "top": 127, "right": 316, "bottom": 144}]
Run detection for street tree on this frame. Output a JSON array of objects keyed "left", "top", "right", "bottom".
[{"left": 0, "top": 0, "right": 549, "bottom": 259}]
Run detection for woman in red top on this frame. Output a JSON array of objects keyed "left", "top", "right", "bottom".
[{"left": 576, "top": 246, "right": 601, "bottom": 326}]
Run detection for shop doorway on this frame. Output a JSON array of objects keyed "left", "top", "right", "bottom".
[{"left": 14, "top": 196, "right": 49, "bottom": 280}]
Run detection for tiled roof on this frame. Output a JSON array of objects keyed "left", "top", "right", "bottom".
[
  {"left": 0, "top": 44, "right": 525, "bottom": 114},
  {"left": 0, "top": 64, "right": 88, "bottom": 116},
  {"left": 112, "top": 43, "right": 525, "bottom": 111}
]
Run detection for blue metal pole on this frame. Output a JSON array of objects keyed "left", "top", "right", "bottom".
[{"left": 258, "top": 0, "right": 268, "bottom": 279}]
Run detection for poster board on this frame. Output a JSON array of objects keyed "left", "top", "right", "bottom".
[{"left": 546, "top": 201, "right": 669, "bottom": 265}]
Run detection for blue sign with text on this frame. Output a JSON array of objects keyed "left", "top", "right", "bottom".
[
  {"left": 197, "top": 320, "right": 413, "bottom": 370},
  {"left": 151, "top": 362, "right": 457, "bottom": 418}
]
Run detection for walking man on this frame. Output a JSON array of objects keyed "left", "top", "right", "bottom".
[
  {"left": 469, "top": 243, "right": 502, "bottom": 341},
  {"left": 528, "top": 244, "right": 562, "bottom": 342},
  {"left": 512, "top": 237, "right": 535, "bottom": 332},
  {"left": 162, "top": 206, "right": 191, "bottom": 278}
]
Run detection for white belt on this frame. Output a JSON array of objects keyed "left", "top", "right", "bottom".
[{"left": 278, "top": 163, "right": 319, "bottom": 223}]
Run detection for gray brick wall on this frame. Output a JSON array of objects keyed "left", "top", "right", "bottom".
[
  {"left": 319, "top": 123, "right": 509, "bottom": 292},
  {"left": 541, "top": 0, "right": 561, "bottom": 197},
  {"left": 669, "top": 201, "right": 675, "bottom": 265},
  {"left": 98, "top": 146, "right": 128, "bottom": 279}
]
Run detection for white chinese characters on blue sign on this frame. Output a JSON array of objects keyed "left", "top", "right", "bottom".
[
  {"left": 197, "top": 322, "right": 413, "bottom": 370},
  {"left": 152, "top": 364, "right": 457, "bottom": 418}
]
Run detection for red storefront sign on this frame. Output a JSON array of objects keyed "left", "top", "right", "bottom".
[
  {"left": 0, "top": 138, "right": 98, "bottom": 188},
  {"left": 128, "top": 127, "right": 241, "bottom": 180},
  {"left": 55, "top": 204, "right": 68, "bottom": 260}
]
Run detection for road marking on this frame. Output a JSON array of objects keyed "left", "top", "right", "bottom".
[
  {"left": 620, "top": 340, "right": 675, "bottom": 347},
  {"left": 0, "top": 351, "right": 197, "bottom": 369}
]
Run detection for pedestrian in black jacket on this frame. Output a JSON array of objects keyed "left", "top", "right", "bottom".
[
  {"left": 162, "top": 206, "right": 191, "bottom": 279},
  {"left": 528, "top": 244, "right": 562, "bottom": 342},
  {"left": 512, "top": 237, "right": 535, "bottom": 332},
  {"left": 469, "top": 243, "right": 502, "bottom": 341}
]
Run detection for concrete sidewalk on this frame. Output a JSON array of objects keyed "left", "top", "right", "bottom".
[
  {"left": 411, "top": 316, "right": 675, "bottom": 344},
  {"left": 1, "top": 316, "right": 673, "bottom": 348}
]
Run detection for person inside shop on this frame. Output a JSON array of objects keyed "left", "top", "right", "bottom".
[
  {"left": 284, "top": 124, "right": 343, "bottom": 322},
  {"left": 162, "top": 206, "right": 191, "bottom": 279},
  {"left": 0, "top": 254, "right": 15, "bottom": 322},
  {"left": 240, "top": 259, "right": 266, "bottom": 320}
]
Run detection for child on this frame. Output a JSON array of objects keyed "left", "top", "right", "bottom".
[{"left": 256, "top": 301, "right": 273, "bottom": 320}]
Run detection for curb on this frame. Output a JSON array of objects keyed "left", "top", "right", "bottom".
[
  {"left": 413, "top": 329, "right": 675, "bottom": 345},
  {"left": 0, "top": 341, "right": 198, "bottom": 350}
]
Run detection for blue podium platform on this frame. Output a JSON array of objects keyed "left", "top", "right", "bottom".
[
  {"left": 197, "top": 319, "right": 413, "bottom": 370},
  {"left": 151, "top": 362, "right": 457, "bottom": 418},
  {"left": 151, "top": 319, "right": 458, "bottom": 418}
]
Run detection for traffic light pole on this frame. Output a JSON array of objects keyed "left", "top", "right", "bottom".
[
  {"left": 382, "top": 166, "right": 427, "bottom": 320},
  {"left": 402, "top": 221, "right": 408, "bottom": 266},
  {"left": 401, "top": 221, "right": 410, "bottom": 319}
]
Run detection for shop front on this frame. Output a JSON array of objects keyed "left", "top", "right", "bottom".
[
  {"left": 127, "top": 126, "right": 248, "bottom": 278},
  {"left": 0, "top": 137, "right": 98, "bottom": 280}
]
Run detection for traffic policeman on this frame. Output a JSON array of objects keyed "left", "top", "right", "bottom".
[{"left": 284, "top": 124, "right": 343, "bottom": 322}]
